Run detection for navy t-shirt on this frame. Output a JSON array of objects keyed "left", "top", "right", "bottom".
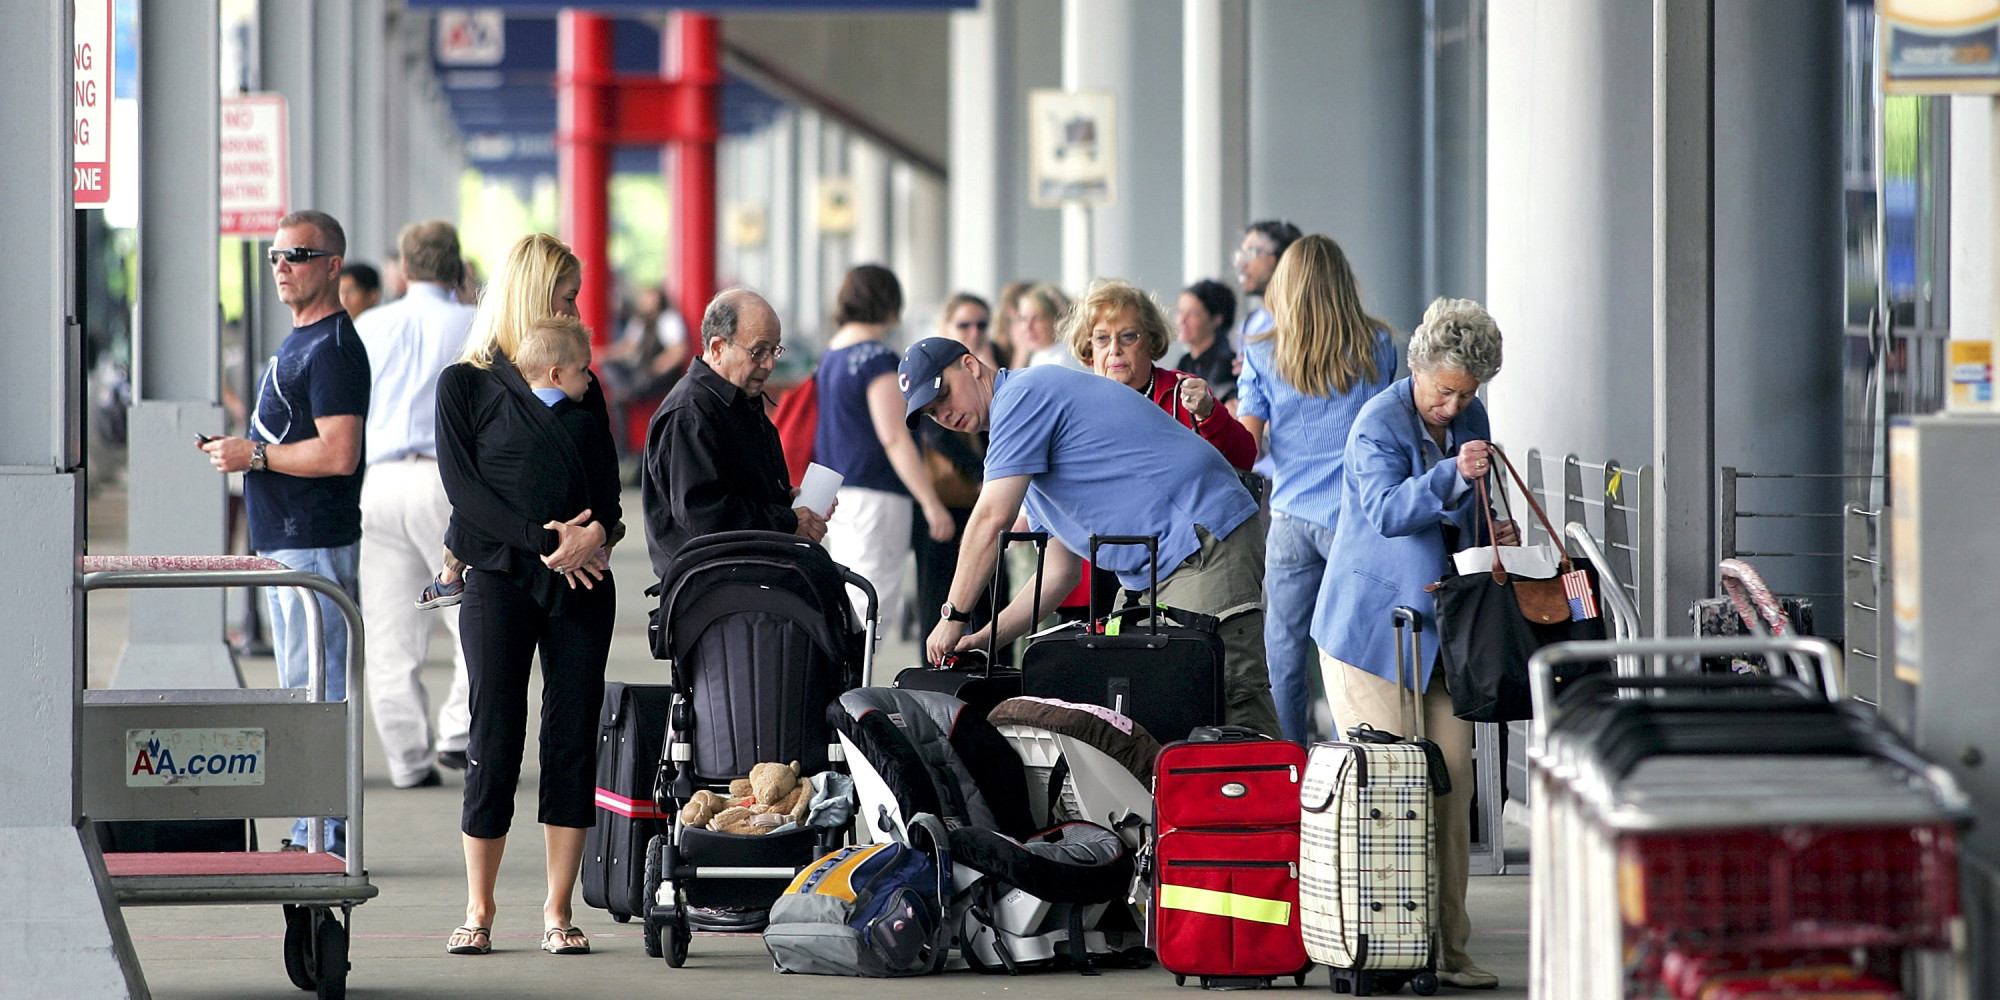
[
  {"left": 246, "top": 312, "right": 371, "bottom": 551},
  {"left": 813, "top": 340, "right": 905, "bottom": 494}
]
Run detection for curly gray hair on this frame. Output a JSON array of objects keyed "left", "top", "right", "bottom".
[{"left": 1407, "top": 297, "right": 1502, "bottom": 383}]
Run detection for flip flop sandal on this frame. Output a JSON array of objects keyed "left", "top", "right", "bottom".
[
  {"left": 541, "top": 926, "right": 590, "bottom": 955},
  {"left": 446, "top": 925, "right": 491, "bottom": 955}
]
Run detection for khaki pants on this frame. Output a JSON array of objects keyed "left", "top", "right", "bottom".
[
  {"left": 1132, "top": 519, "right": 1282, "bottom": 738},
  {"left": 1318, "top": 649, "right": 1477, "bottom": 972}
]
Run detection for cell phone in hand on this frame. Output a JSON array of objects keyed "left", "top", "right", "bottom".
[{"left": 194, "top": 433, "right": 217, "bottom": 446}]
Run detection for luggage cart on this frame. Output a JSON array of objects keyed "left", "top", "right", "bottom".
[
  {"left": 79, "top": 555, "right": 374, "bottom": 1000},
  {"left": 1526, "top": 633, "right": 1969, "bottom": 999}
]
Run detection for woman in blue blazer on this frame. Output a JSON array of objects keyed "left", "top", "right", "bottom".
[{"left": 1310, "top": 297, "right": 1513, "bottom": 991}]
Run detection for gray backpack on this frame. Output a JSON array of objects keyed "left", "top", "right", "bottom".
[{"left": 764, "top": 814, "right": 950, "bottom": 977}]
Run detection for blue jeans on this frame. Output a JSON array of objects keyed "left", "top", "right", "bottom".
[
  {"left": 1263, "top": 512, "right": 1336, "bottom": 744},
  {"left": 259, "top": 543, "right": 360, "bottom": 854}
]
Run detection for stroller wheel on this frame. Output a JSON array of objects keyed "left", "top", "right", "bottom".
[
  {"left": 643, "top": 836, "right": 666, "bottom": 959},
  {"left": 666, "top": 920, "right": 691, "bottom": 968}
]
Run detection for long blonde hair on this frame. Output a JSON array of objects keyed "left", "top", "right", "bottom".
[
  {"left": 1258, "top": 234, "right": 1385, "bottom": 397},
  {"left": 460, "top": 233, "right": 581, "bottom": 368}
]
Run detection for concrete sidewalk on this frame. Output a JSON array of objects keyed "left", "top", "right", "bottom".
[{"left": 89, "top": 485, "right": 1532, "bottom": 998}]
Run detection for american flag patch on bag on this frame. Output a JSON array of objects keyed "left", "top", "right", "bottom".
[{"left": 1562, "top": 569, "right": 1598, "bottom": 622}]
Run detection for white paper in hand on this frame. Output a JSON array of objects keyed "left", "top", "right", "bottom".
[{"left": 797, "top": 462, "right": 843, "bottom": 518}]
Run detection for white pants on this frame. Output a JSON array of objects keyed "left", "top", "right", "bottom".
[
  {"left": 824, "top": 486, "right": 912, "bottom": 633},
  {"left": 358, "top": 457, "right": 471, "bottom": 786}
]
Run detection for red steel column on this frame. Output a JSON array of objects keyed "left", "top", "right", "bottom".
[
  {"left": 667, "top": 12, "right": 721, "bottom": 325},
  {"left": 557, "top": 11, "right": 615, "bottom": 354}
]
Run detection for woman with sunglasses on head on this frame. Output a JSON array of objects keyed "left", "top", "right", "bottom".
[
  {"left": 816, "top": 264, "right": 956, "bottom": 629},
  {"left": 433, "top": 233, "right": 621, "bottom": 959}
]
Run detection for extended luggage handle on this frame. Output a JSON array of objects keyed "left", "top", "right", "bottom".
[
  {"left": 1087, "top": 534, "right": 1162, "bottom": 638},
  {"left": 840, "top": 567, "right": 881, "bottom": 686},
  {"left": 1391, "top": 606, "right": 1427, "bottom": 743},
  {"left": 984, "top": 530, "right": 1051, "bottom": 672},
  {"left": 1528, "top": 634, "right": 1844, "bottom": 746}
]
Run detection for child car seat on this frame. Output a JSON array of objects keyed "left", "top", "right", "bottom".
[{"left": 829, "top": 688, "right": 1138, "bottom": 973}]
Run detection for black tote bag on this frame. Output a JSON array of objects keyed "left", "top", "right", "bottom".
[{"left": 1430, "top": 450, "right": 1608, "bottom": 723}]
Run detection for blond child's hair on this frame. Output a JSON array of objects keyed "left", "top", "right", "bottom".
[{"left": 513, "top": 315, "right": 592, "bottom": 384}]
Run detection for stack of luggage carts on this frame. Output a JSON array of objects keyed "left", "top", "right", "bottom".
[
  {"left": 639, "top": 531, "right": 879, "bottom": 967},
  {"left": 1527, "top": 622, "right": 1972, "bottom": 996}
]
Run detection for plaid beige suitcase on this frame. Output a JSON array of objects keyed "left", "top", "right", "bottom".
[{"left": 1297, "top": 607, "right": 1438, "bottom": 996}]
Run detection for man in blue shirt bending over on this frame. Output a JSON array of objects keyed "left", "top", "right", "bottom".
[{"left": 904, "top": 337, "right": 1280, "bottom": 736}]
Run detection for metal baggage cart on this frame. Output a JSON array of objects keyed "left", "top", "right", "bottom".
[
  {"left": 1526, "top": 633, "right": 1968, "bottom": 999},
  {"left": 80, "top": 555, "right": 375, "bottom": 1000}
]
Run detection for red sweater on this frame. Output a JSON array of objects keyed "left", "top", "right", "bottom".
[{"left": 1059, "top": 366, "right": 1259, "bottom": 607}]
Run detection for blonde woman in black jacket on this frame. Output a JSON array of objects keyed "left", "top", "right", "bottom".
[{"left": 437, "top": 233, "right": 621, "bottom": 957}]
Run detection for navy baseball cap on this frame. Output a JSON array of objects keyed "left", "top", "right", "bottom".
[{"left": 899, "top": 337, "right": 971, "bottom": 429}]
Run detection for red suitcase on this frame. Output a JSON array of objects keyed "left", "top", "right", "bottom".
[{"left": 1151, "top": 729, "right": 1309, "bottom": 989}]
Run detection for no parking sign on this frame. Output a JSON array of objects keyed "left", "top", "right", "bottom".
[{"left": 220, "top": 94, "right": 288, "bottom": 237}]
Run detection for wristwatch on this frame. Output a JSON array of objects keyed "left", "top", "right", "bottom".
[
  {"left": 939, "top": 601, "right": 970, "bottom": 623},
  {"left": 249, "top": 442, "right": 268, "bottom": 472}
]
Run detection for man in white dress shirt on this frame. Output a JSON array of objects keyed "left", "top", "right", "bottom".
[{"left": 355, "top": 220, "right": 476, "bottom": 788}]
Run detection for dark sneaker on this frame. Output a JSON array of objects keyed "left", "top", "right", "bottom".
[
  {"left": 437, "top": 750, "right": 469, "bottom": 771},
  {"left": 416, "top": 576, "right": 464, "bottom": 610}
]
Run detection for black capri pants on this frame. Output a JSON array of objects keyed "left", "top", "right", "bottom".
[{"left": 458, "top": 567, "right": 615, "bottom": 839}]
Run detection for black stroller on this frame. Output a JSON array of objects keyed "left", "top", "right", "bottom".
[{"left": 641, "top": 531, "right": 876, "bottom": 966}]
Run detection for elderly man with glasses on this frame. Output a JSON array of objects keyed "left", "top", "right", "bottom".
[{"left": 641, "top": 287, "right": 829, "bottom": 578}]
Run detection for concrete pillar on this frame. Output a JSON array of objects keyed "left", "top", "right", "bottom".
[
  {"left": 122, "top": 0, "right": 235, "bottom": 689},
  {"left": 258, "top": 0, "right": 313, "bottom": 365},
  {"left": 1182, "top": 0, "right": 1247, "bottom": 285},
  {"left": 893, "top": 161, "right": 949, "bottom": 330},
  {"left": 1711, "top": 0, "right": 1844, "bottom": 628},
  {"left": 0, "top": 0, "right": 146, "bottom": 991},
  {"left": 1483, "top": 1, "right": 1654, "bottom": 467},
  {"left": 949, "top": 0, "right": 1064, "bottom": 299},
  {"left": 350, "top": 0, "right": 388, "bottom": 265},
  {"left": 1247, "top": 0, "right": 1424, "bottom": 330},
  {"left": 1951, "top": 95, "right": 1993, "bottom": 346},
  {"left": 850, "top": 137, "right": 892, "bottom": 266},
  {"left": 1061, "top": 0, "right": 1183, "bottom": 301},
  {"left": 796, "top": 110, "right": 826, "bottom": 346},
  {"left": 1651, "top": 0, "right": 1715, "bottom": 635},
  {"left": 312, "top": 0, "right": 355, "bottom": 232},
  {"left": 768, "top": 110, "right": 800, "bottom": 336}
]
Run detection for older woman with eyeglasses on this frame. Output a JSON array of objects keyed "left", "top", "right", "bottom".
[{"left": 1067, "top": 279, "right": 1257, "bottom": 470}]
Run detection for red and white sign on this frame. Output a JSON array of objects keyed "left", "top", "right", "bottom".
[
  {"left": 220, "top": 94, "right": 288, "bottom": 237},
  {"left": 73, "top": 0, "right": 112, "bottom": 205}
]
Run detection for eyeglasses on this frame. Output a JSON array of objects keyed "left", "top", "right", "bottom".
[
  {"left": 268, "top": 246, "right": 338, "bottom": 266},
  {"left": 723, "top": 339, "right": 786, "bottom": 364},
  {"left": 1090, "top": 330, "right": 1143, "bottom": 350},
  {"left": 1232, "top": 244, "right": 1276, "bottom": 267},
  {"left": 954, "top": 319, "right": 990, "bottom": 332}
]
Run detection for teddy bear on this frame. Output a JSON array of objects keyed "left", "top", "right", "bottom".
[{"left": 678, "top": 761, "right": 812, "bottom": 834}]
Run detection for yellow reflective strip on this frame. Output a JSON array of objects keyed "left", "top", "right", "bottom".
[{"left": 1158, "top": 884, "right": 1292, "bottom": 926}]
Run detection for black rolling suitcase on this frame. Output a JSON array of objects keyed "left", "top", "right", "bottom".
[
  {"left": 894, "top": 530, "right": 1049, "bottom": 716},
  {"left": 1020, "top": 534, "right": 1225, "bottom": 744},
  {"left": 582, "top": 682, "right": 675, "bottom": 922}
]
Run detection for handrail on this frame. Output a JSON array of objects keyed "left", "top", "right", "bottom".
[
  {"left": 79, "top": 556, "right": 365, "bottom": 876},
  {"left": 1563, "top": 523, "right": 1643, "bottom": 678}
]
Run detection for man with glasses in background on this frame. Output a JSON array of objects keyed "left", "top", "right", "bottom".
[
  {"left": 1234, "top": 219, "right": 1302, "bottom": 348},
  {"left": 641, "top": 287, "right": 831, "bottom": 579},
  {"left": 199, "top": 210, "right": 371, "bottom": 854}
]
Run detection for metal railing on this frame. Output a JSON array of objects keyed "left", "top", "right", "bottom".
[
  {"left": 1718, "top": 469, "right": 1878, "bottom": 642},
  {"left": 1509, "top": 449, "right": 1653, "bottom": 636}
]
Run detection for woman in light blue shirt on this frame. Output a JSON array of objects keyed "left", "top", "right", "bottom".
[{"left": 1235, "top": 235, "right": 1395, "bottom": 744}]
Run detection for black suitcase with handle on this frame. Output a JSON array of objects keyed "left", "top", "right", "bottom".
[
  {"left": 1019, "top": 535, "right": 1226, "bottom": 745},
  {"left": 582, "top": 682, "right": 676, "bottom": 922},
  {"left": 893, "top": 530, "right": 1049, "bottom": 717}
]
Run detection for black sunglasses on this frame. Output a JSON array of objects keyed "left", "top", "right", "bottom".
[{"left": 268, "top": 246, "right": 337, "bottom": 266}]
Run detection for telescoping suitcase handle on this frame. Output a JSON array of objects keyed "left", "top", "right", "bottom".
[
  {"left": 1083, "top": 534, "right": 1171, "bottom": 650},
  {"left": 1390, "top": 606, "right": 1427, "bottom": 743},
  {"left": 980, "top": 530, "right": 1051, "bottom": 672}
]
